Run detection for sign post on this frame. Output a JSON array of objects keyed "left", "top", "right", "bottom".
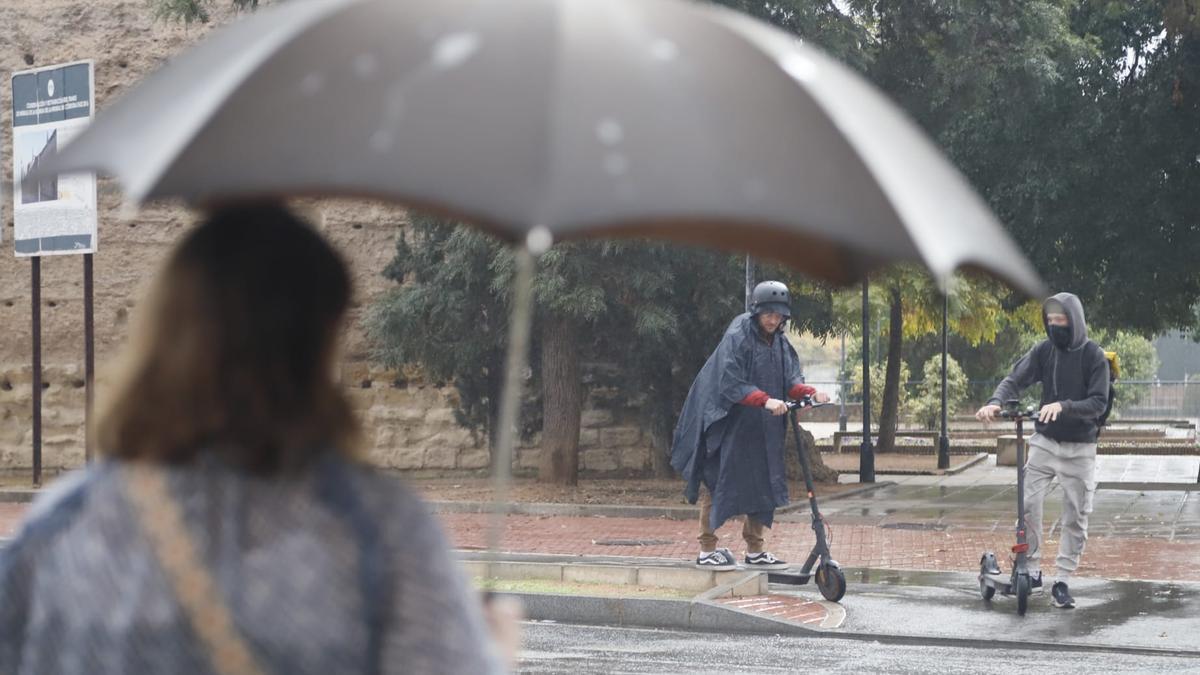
[{"left": 11, "top": 60, "right": 97, "bottom": 480}]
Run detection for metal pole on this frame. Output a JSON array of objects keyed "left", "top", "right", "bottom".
[
  {"left": 938, "top": 292, "right": 951, "bottom": 470},
  {"left": 31, "top": 257, "right": 42, "bottom": 487},
  {"left": 860, "top": 278, "right": 875, "bottom": 483},
  {"left": 84, "top": 254, "right": 96, "bottom": 462},
  {"left": 838, "top": 332, "right": 847, "bottom": 432},
  {"left": 744, "top": 255, "right": 754, "bottom": 313}
]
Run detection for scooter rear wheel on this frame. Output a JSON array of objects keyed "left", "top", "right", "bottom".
[
  {"left": 979, "top": 553, "right": 997, "bottom": 600},
  {"left": 979, "top": 576, "right": 995, "bottom": 600},
  {"left": 816, "top": 563, "right": 846, "bottom": 602}
]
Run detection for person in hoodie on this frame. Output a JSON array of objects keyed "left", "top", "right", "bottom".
[
  {"left": 976, "top": 293, "right": 1110, "bottom": 609},
  {"left": 671, "top": 281, "right": 829, "bottom": 572}
]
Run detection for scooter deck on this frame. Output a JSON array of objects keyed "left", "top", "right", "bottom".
[
  {"left": 980, "top": 578, "right": 1015, "bottom": 595},
  {"left": 768, "top": 571, "right": 813, "bottom": 585}
]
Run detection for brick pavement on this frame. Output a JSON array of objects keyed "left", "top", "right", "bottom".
[
  {"left": 3, "top": 498, "right": 1197, "bottom": 582},
  {"left": 437, "top": 512, "right": 1200, "bottom": 582},
  {"left": 719, "top": 595, "right": 830, "bottom": 626}
]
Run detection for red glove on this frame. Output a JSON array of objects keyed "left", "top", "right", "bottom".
[
  {"left": 788, "top": 383, "right": 816, "bottom": 400},
  {"left": 740, "top": 390, "right": 770, "bottom": 407}
]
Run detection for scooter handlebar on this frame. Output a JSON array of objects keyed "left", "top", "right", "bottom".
[
  {"left": 786, "top": 396, "right": 830, "bottom": 411},
  {"left": 999, "top": 408, "right": 1038, "bottom": 420}
]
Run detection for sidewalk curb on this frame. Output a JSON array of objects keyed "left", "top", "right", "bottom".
[
  {"left": 514, "top": 591, "right": 821, "bottom": 636},
  {"left": 511, "top": 590, "right": 1200, "bottom": 658},
  {"left": 432, "top": 481, "right": 895, "bottom": 521},
  {"left": 834, "top": 454, "right": 988, "bottom": 478},
  {"left": 431, "top": 500, "right": 696, "bottom": 520},
  {"left": 941, "top": 452, "right": 989, "bottom": 475},
  {"left": 0, "top": 489, "right": 39, "bottom": 504},
  {"left": 1098, "top": 481, "right": 1198, "bottom": 491}
]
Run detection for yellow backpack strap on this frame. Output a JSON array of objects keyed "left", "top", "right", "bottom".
[{"left": 1104, "top": 351, "right": 1120, "bottom": 380}]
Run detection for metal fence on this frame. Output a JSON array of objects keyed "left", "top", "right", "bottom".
[{"left": 805, "top": 379, "right": 1200, "bottom": 421}]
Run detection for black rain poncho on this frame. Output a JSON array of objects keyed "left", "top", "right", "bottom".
[{"left": 670, "top": 313, "right": 805, "bottom": 531}]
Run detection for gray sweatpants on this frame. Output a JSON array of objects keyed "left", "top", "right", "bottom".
[{"left": 1023, "top": 433, "right": 1097, "bottom": 581}]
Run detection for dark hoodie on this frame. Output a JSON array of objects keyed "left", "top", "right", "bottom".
[{"left": 987, "top": 293, "right": 1110, "bottom": 443}]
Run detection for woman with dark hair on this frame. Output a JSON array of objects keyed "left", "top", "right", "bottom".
[{"left": 0, "top": 204, "right": 505, "bottom": 674}]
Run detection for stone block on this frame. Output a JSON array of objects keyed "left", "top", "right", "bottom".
[
  {"left": 372, "top": 444, "right": 424, "bottom": 470},
  {"left": 425, "top": 407, "right": 457, "bottom": 425},
  {"left": 581, "top": 448, "right": 620, "bottom": 473},
  {"left": 423, "top": 444, "right": 458, "bottom": 469},
  {"left": 487, "top": 562, "right": 563, "bottom": 582},
  {"left": 457, "top": 446, "right": 490, "bottom": 470},
  {"left": 635, "top": 567, "right": 716, "bottom": 593},
  {"left": 730, "top": 573, "right": 769, "bottom": 597},
  {"left": 366, "top": 404, "right": 426, "bottom": 424},
  {"left": 563, "top": 565, "right": 638, "bottom": 586},
  {"left": 618, "top": 446, "right": 651, "bottom": 471},
  {"left": 601, "top": 427, "right": 642, "bottom": 448},
  {"left": 996, "top": 435, "right": 1019, "bottom": 466},
  {"left": 581, "top": 409, "right": 614, "bottom": 427},
  {"left": 459, "top": 561, "right": 490, "bottom": 579},
  {"left": 579, "top": 428, "right": 601, "bottom": 448}
]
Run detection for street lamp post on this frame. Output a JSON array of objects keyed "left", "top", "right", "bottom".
[
  {"left": 938, "top": 292, "right": 951, "bottom": 470},
  {"left": 860, "top": 278, "right": 876, "bottom": 483},
  {"left": 838, "top": 332, "right": 848, "bottom": 432}
]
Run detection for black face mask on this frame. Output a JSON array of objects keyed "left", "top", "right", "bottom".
[{"left": 1048, "top": 324, "right": 1072, "bottom": 349}]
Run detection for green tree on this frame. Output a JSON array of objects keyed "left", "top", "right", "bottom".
[
  {"left": 910, "top": 354, "right": 969, "bottom": 430},
  {"left": 851, "top": 359, "right": 909, "bottom": 424},
  {"left": 835, "top": 271, "right": 1029, "bottom": 450},
  {"left": 1090, "top": 329, "right": 1160, "bottom": 416},
  {"left": 148, "top": 0, "right": 259, "bottom": 23},
  {"left": 369, "top": 215, "right": 836, "bottom": 484}
]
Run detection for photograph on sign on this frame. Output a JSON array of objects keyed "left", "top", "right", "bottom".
[{"left": 10, "top": 60, "right": 97, "bottom": 257}]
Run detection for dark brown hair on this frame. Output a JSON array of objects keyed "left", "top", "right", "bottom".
[{"left": 97, "top": 202, "right": 359, "bottom": 473}]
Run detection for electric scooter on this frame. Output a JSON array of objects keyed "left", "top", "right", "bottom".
[
  {"left": 768, "top": 396, "right": 847, "bottom": 602},
  {"left": 978, "top": 398, "right": 1038, "bottom": 615}
]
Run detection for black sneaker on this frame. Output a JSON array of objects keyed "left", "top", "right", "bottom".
[
  {"left": 696, "top": 548, "right": 737, "bottom": 571},
  {"left": 1031, "top": 571, "right": 1044, "bottom": 594},
  {"left": 744, "top": 551, "right": 789, "bottom": 571},
  {"left": 1051, "top": 581, "right": 1075, "bottom": 609}
]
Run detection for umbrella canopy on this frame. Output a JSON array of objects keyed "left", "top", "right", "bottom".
[{"left": 35, "top": 0, "right": 1044, "bottom": 295}]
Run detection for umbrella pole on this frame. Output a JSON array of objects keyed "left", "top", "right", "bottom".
[{"left": 487, "top": 241, "right": 539, "bottom": 558}]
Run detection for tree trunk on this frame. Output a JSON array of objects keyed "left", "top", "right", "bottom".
[
  {"left": 538, "top": 314, "right": 582, "bottom": 485},
  {"left": 649, "top": 416, "right": 674, "bottom": 479},
  {"left": 877, "top": 287, "right": 903, "bottom": 453},
  {"left": 486, "top": 366, "right": 503, "bottom": 470},
  {"left": 648, "top": 363, "right": 675, "bottom": 479}
]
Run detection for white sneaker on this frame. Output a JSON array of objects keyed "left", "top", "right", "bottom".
[{"left": 696, "top": 547, "right": 737, "bottom": 571}]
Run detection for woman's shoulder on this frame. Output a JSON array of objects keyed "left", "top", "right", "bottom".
[
  {"left": 3, "top": 463, "right": 119, "bottom": 560},
  {"left": 317, "top": 457, "right": 439, "bottom": 528}
]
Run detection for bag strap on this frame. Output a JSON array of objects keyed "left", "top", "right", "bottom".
[{"left": 123, "top": 464, "right": 267, "bottom": 675}]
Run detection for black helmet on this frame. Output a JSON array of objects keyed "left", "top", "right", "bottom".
[{"left": 750, "top": 281, "right": 791, "bottom": 318}]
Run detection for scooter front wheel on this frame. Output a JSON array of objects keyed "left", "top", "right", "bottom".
[
  {"left": 816, "top": 563, "right": 847, "bottom": 602},
  {"left": 1016, "top": 574, "right": 1031, "bottom": 616}
]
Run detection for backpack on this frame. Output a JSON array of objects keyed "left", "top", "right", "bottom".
[{"left": 1096, "top": 350, "right": 1120, "bottom": 431}]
